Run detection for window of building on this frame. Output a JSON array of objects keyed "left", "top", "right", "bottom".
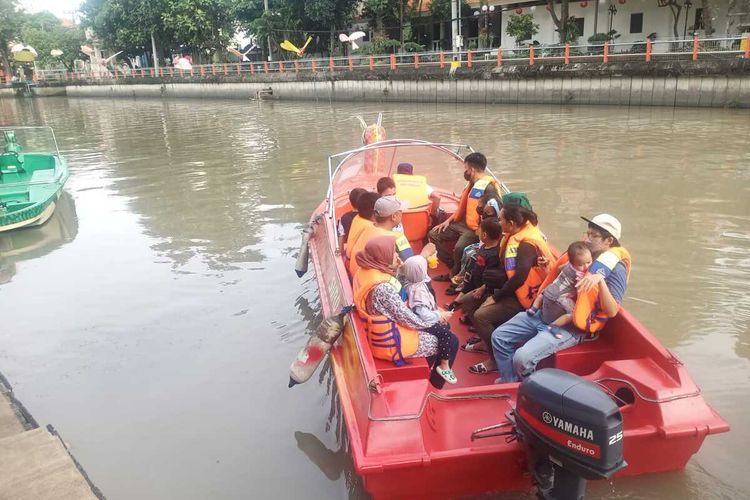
[
  {"left": 573, "top": 17, "right": 585, "bottom": 38},
  {"left": 694, "top": 8, "right": 704, "bottom": 30},
  {"left": 630, "top": 13, "right": 643, "bottom": 34}
]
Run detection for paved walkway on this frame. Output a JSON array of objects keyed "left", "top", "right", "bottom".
[{"left": 0, "top": 376, "right": 101, "bottom": 500}]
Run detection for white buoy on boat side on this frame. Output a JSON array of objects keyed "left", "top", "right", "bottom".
[{"left": 288, "top": 307, "right": 352, "bottom": 387}]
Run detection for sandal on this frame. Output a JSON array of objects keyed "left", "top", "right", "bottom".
[
  {"left": 445, "top": 301, "right": 461, "bottom": 312},
  {"left": 468, "top": 362, "right": 498, "bottom": 374},
  {"left": 437, "top": 367, "right": 458, "bottom": 384},
  {"left": 465, "top": 335, "right": 481, "bottom": 345},
  {"left": 445, "top": 287, "right": 460, "bottom": 296},
  {"left": 461, "top": 342, "right": 488, "bottom": 354},
  {"left": 433, "top": 273, "right": 451, "bottom": 282}
]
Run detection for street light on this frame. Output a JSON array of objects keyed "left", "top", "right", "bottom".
[
  {"left": 683, "top": 0, "right": 693, "bottom": 39},
  {"left": 473, "top": 3, "right": 496, "bottom": 48},
  {"left": 607, "top": 4, "right": 618, "bottom": 34}
]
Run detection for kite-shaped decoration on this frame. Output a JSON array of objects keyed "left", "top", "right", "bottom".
[
  {"left": 338, "top": 31, "right": 366, "bottom": 51},
  {"left": 280, "top": 36, "right": 312, "bottom": 56},
  {"left": 227, "top": 44, "right": 256, "bottom": 62}
]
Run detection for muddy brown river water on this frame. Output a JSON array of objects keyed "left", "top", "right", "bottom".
[{"left": 0, "top": 97, "right": 748, "bottom": 499}]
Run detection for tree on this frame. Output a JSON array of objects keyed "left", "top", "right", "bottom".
[
  {"left": 546, "top": 0, "right": 570, "bottom": 44},
  {"left": 20, "top": 12, "right": 86, "bottom": 70},
  {"left": 162, "top": 0, "right": 237, "bottom": 55},
  {"left": 506, "top": 14, "right": 539, "bottom": 47},
  {"left": 304, "top": 0, "right": 359, "bottom": 53},
  {"left": 0, "top": 0, "right": 23, "bottom": 76},
  {"left": 80, "top": 0, "right": 173, "bottom": 63}
]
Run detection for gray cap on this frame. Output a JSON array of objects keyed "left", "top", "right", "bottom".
[{"left": 374, "top": 196, "right": 409, "bottom": 217}]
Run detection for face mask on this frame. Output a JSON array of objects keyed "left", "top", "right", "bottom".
[{"left": 463, "top": 170, "right": 472, "bottom": 181}]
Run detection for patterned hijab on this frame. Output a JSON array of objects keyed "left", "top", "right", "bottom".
[{"left": 355, "top": 235, "right": 397, "bottom": 274}]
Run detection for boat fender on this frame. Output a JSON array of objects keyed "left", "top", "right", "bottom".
[
  {"left": 288, "top": 306, "right": 353, "bottom": 388},
  {"left": 295, "top": 224, "right": 314, "bottom": 277}
]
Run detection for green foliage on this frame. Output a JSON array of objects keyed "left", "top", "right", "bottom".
[
  {"left": 354, "top": 37, "right": 401, "bottom": 55},
  {"left": 20, "top": 12, "right": 86, "bottom": 70},
  {"left": 558, "top": 16, "right": 580, "bottom": 44},
  {"left": 161, "top": 0, "right": 236, "bottom": 53},
  {"left": 80, "top": 0, "right": 172, "bottom": 55},
  {"left": 428, "top": 0, "right": 471, "bottom": 20},
  {"left": 0, "top": 0, "right": 23, "bottom": 74},
  {"left": 506, "top": 14, "right": 539, "bottom": 46},
  {"left": 587, "top": 31, "right": 619, "bottom": 44}
]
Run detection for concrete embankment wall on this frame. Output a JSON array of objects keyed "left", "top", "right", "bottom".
[
  {"left": 63, "top": 75, "right": 750, "bottom": 107},
  {"left": 30, "top": 59, "right": 750, "bottom": 107}
]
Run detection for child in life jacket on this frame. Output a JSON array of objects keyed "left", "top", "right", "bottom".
[
  {"left": 446, "top": 195, "right": 501, "bottom": 296},
  {"left": 446, "top": 217, "right": 503, "bottom": 313},
  {"left": 527, "top": 241, "right": 593, "bottom": 333},
  {"left": 402, "top": 255, "right": 458, "bottom": 384}
]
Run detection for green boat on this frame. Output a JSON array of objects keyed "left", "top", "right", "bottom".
[{"left": 0, "top": 126, "right": 70, "bottom": 232}]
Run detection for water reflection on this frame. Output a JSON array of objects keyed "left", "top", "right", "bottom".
[
  {"left": 0, "top": 191, "right": 78, "bottom": 284},
  {"left": 0, "top": 97, "right": 747, "bottom": 499},
  {"left": 295, "top": 358, "right": 366, "bottom": 499}
]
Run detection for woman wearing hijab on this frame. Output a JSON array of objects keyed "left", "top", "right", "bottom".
[{"left": 352, "top": 236, "right": 458, "bottom": 388}]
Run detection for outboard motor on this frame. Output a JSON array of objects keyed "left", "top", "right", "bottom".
[{"left": 515, "top": 369, "right": 627, "bottom": 500}]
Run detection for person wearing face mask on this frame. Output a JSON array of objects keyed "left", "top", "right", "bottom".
[
  {"left": 429, "top": 152, "right": 500, "bottom": 280},
  {"left": 352, "top": 236, "right": 457, "bottom": 388},
  {"left": 491, "top": 214, "right": 631, "bottom": 384}
]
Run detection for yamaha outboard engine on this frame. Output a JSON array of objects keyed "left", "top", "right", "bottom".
[{"left": 515, "top": 369, "right": 627, "bottom": 500}]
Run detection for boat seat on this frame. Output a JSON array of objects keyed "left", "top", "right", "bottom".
[
  {"left": 402, "top": 208, "right": 431, "bottom": 242},
  {"left": 373, "top": 356, "right": 430, "bottom": 383},
  {"left": 540, "top": 338, "right": 615, "bottom": 376}
]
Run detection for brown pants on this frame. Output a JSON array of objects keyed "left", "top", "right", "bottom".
[{"left": 465, "top": 295, "right": 524, "bottom": 351}]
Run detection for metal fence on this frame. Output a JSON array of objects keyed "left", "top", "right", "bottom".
[{"left": 32, "top": 35, "right": 750, "bottom": 83}]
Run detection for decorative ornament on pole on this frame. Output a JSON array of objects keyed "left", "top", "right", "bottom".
[
  {"left": 580, "top": 1, "right": 588, "bottom": 7},
  {"left": 515, "top": 8, "right": 523, "bottom": 15}
]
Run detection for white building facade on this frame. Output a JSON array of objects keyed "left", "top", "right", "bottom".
[{"left": 461, "top": 1, "right": 750, "bottom": 49}]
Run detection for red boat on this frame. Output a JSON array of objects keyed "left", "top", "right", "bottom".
[{"left": 305, "top": 137, "right": 729, "bottom": 499}]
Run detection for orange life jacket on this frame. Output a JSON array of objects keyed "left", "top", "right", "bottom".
[
  {"left": 345, "top": 215, "right": 373, "bottom": 266},
  {"left": 500, "top": 222, "right": 555, "bottom": 308},
  {"left": 348, "top": 225, "right": 413, "bottom": 277},
  {"left": 540, "top": 247, "right": 632, "bottom": 334},
  {"left": 454, "top": 175, "right": 498, "bottom": 231},
  {"left": 353, "top": 268, "right": 419, "bottom": 365}
]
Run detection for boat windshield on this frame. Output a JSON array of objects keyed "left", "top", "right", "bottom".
[
  {"left": 329, "top": 140, "right": 475, "bottom": 201},
  {"left": 0, "top": 126, "right": 60, "bottom": 157}
]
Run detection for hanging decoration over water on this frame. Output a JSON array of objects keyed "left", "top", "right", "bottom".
[
  {"left": 280, "top": 36, "right": 313, "bottom": 57},
  {"left": 338, "top": 31, "right": 366, "bottom": 51}
]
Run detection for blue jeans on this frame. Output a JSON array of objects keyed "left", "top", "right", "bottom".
[{"left": 491, "top": 311, "right": 585, "bottom": 383}]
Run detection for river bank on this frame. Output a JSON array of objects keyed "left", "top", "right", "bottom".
[
  {"left": 0, "top": 371, "right": 102, "bottom": 499},
  {"left": 16, "top": 59, "right": 750, "bottom": 108}
]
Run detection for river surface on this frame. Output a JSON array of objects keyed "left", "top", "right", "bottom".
[{"left": 0, "top": 97, "right": 748, "bottom": 499}]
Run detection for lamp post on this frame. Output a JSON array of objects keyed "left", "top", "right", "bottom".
[
  {"left": 473, "top": 3, "right": 496, "bottom": 48},
  {"left": 607, "top": 3, "right": 617, "bottom": 34},
  {"left": 683, "top": 0, "right": 693, "bottom": 39}
]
